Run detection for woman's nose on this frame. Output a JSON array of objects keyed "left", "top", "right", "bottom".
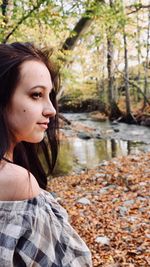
[{"left": 42, "top": 101, "right": 56, "bottom": 118}]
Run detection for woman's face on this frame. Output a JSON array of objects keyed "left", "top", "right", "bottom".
[{"left": 6, "top": 60, "right": 56, "bottom": 144}]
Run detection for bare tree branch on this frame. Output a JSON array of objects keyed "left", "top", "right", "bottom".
[
  {"left": 107, "top": 49, "right": 150, "bottom": 105},
  {"left": 118, "top": 69, "right": 150, "bottom": 105},
  {"left": 2, "top": 0, "right": 44, "bottom": 43},
  {"left": 128, "top": 79, "right": 150, "bottom": 105},
  {"left": 126, "top": 4, "right": 150, "bottom": 15}
]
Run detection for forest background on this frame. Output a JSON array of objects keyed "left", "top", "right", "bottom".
[
  {"left": 1, "top": 1, "right": 150, "bottom": 266},
  {"left": 0, "top": 0, "right": 150, "bottom": 124}
]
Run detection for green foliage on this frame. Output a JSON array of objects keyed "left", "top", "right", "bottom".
[
  {"left": 0, "top": 0, "right": 71, "bottom": 43},
  {"left": 0, "top": 0, "right": 149, "bottom": 110},
  {"left": 94, "top": 0, "right": 128, "bottom": 40},
  {"left": 61, "top": 79, "right": 98, "bottom": 104}
]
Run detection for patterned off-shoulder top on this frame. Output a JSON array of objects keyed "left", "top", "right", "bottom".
[{"left": 0, "top": 189, "right": 92, "bottom": 267}]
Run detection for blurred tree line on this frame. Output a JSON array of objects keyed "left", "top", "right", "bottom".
[{"left": 0, "top": 0, "right": 150, "bottom": 121}]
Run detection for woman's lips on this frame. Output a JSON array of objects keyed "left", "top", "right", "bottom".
[{"left": 37, "top": 123, "right": 48, "bottom": 129}]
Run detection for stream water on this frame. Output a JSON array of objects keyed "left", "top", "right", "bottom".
[{"left": 53, "top": 113, "right": 150, "bottom": 176}]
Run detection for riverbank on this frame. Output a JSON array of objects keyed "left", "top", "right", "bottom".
[
  {"left": 48, "top": 152, "right": 150, "bottom": 266},
  {"left": 59, "top": 112, "right": 150, "bottom": 142},
  {"left": 59, "top": 100, "right": 150, "bottom": 127}
]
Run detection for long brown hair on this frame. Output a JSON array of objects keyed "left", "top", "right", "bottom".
[{"left": 0, "top": 42, "right": 59, "bottom": 189}]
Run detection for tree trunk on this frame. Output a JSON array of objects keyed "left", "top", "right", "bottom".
[
  {"left": 106, "top": 0, "right": 122, "bottom": 120},
  {"left": 136, "top": 3, "right": 141, "bottom": 101},
  {"left": 123, "top": 29, "right": 131, "bottom": 115},
  {"left": 107, "top": 36, "right": 114, "bottom": 107},
  {"left": 122, "top": 29, "right": 137, "bottom": 124},
  {"left": 62, "top": 17, "right": 92, "bottom": 51},
  {"left": 62, "top": 0, "right": 105, "bottom": 51},
  {"left": 101, "top": 44, "right": 106, "bottom": 102},
  {"left": 107, "top": 0, "right": 114, "bottom": 109},
  {"left": 143, "top": 7, "right": 150, "bottom": 108}
]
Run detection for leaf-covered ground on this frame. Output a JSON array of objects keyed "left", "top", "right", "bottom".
[{"left": 48, "top": 152, "right": 150, "bottom": 266}]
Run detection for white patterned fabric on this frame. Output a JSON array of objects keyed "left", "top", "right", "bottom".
[{"left": 0, "top": 190, "right": 92, "bottom": 267}]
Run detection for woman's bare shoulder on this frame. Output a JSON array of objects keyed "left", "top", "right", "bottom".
[{"left": 0, "top": 162, "right": 40, "bottom": 201}]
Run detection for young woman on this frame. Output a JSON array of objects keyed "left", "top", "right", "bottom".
[{"left": 0, "top": 42, "right": 92, "bottom": 266}]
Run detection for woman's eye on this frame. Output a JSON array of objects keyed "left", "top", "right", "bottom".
[{"left": 32, "top": 92, "right": 42, "bottom": 99}]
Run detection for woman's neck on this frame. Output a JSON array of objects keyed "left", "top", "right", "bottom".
[
  {"left": 4, "top": 145, "right": 14, "bottom": 162},
  {"left": 2, "top": 157, "right": 14, "bottom": 164}
]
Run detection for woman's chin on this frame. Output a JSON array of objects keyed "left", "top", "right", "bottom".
[{"left": 24, "top": 134, "right": 45, "bottom": 143}]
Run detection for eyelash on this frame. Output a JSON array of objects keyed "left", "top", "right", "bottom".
[
  {"left": 31, "top": 92, "right": 43, "bottom": 100},
  {"left": 31, "top": 91, "right": 53, "bottom": 101}
]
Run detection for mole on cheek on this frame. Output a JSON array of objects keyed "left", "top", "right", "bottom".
[{"left": 23, "top": 109, "right": 26, "bottom": 112}]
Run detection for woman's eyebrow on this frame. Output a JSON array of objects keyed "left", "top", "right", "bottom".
[{"left": 30, "top": 85, "right": 52, "bottom": 92}]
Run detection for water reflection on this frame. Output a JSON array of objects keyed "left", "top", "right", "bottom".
[
  {"left": 53, "top": 113, "right": 150, "bottom": 176},
  {"left": 53, "top": 138, "right": 141, "bottom": 176}
]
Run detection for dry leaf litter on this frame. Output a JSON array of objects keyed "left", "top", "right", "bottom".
[{"left": 48, "top": 152, "right": 150, "bottom": 267}]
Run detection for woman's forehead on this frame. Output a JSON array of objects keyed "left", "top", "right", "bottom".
[{"left": 19, "top": 60, "right": 52, "bottom": 89}]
